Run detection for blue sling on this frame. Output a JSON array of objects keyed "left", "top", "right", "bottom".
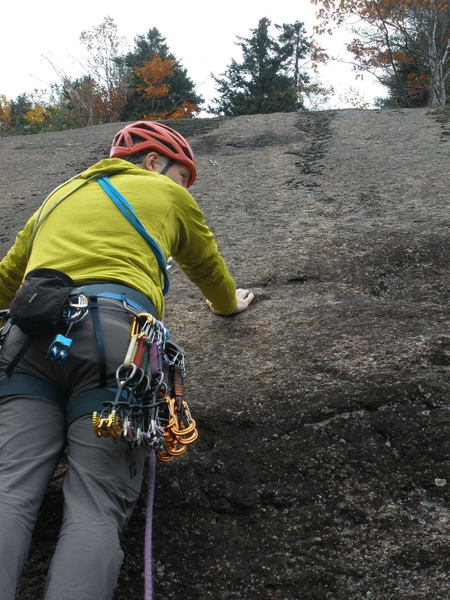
[{"left": 97, "top": 176, "right": 169, "bottom": 295}]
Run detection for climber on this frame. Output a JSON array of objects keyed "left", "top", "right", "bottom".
[{"left": 0, "top": 120, "right": 254, "bottom": 600}]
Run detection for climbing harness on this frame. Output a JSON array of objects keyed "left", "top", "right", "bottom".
[{"left": 92, "top": 313, "right": 198, "bottom": 461}]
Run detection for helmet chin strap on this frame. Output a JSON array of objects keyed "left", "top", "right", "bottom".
[{"left": 159, "top": 158, "right": 174, "bottom": 176}]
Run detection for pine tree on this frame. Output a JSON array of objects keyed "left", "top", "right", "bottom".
[
  {"left": 9, "top": 94, "right": 33, "bottom": 132},
  {"left": 209, "top": 18, "right": 318, "bottom": 116},
  {"left": 277, "top": 21, "right": 314, "bottom": 105}
]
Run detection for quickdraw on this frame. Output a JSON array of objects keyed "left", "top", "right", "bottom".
[
  {"left": 0, "top": 309, "right": 12, "bottom": 350},
  {"left": 92, "top": 313, "right": 198, "bottom": 461}
]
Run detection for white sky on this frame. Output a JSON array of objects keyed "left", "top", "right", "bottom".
[{"left": 1, "top": 0, "right": 385, "bottom": 112}]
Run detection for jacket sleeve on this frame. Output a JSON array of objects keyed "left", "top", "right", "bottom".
[
  {"left": 172, "top": 191, "right": 237, "bottom": 315},
  {"left": 0, "top": 213, "right": 37, "bottom": 308}
]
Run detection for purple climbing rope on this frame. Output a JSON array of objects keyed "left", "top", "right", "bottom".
[{"left": 144, "top": 452, "right": 157, "bottom": 600}]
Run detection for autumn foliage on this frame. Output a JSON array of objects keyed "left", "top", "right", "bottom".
[
  {"left": 135, "top": 54, "right": 175, "bottom": 99},
  {"left": 133, "top": 53, "right": 198, "bottom": 120},
  {"left": 144, "top": 102, "right": 198, "bottom": 122},
  {"left": 0, "top": 95, "right": 11, "bottom": 131},
  {"left": 0, "top": 18, "right": 200, "bottom": 134},
  {"left": 313, "top": 0, "right": 450, "bottom": 106},
  {"left": 23, "top": 105, "right": 50, "bottom": 125}
]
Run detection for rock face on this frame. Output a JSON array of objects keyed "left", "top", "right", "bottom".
[{"left": 1, "top": 108, "right": 449, "bottom": 600}]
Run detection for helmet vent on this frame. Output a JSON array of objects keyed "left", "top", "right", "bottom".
[
  {"left": 160, "top": 140, "right": 177, "bottom": 154},
  {"left": 130, "top": 133, "right": 146, "bottom": 144}
]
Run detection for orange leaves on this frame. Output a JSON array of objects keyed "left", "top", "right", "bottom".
[
  {"left": 144, "top": 102, "right": 198, "bottom": 121},
  {"left": 135, "top": 54, "right": 175, "bottom": 99},
  {"left": 168, "top": 102, "right": 198, "bottom": 120},
  {"left": 405, "top": 71, "right": 429, "bottom": 93},
  {"left": 133, "top": 53, "right": 197, "bottom": 120},
  {"left": 347, "top": 38, "right": 412, "bottom": 69}
]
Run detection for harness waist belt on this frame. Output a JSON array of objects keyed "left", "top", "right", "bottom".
[{"left": 70, "top": 283, "right": 156, "bottom": 316}]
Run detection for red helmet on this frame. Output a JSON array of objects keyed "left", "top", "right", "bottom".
[{"left": 110, "top": 121, "right": 197, "bottom": 187}]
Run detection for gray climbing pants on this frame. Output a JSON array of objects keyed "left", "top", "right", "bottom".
[{"left": 0, "top": 294, "right": 153, "bottom": 599}]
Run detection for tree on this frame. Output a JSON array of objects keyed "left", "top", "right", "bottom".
[
  {"left": 9, "top": 94, "right": 33, "bottom": 132},
  {"left": 42, "top": 17, "right": 129, "bottom": 126},
  {"left": 0, "top": 21, "right": 203, "bottom": 134},
  {"left": 0, "top": 90, "right": 64, "bottom": 134},
  {"left": 43, "top": 56, "right": 105, "bottom": 127},
  {"left": 209, "top": 18, "right": 325, "bottom": 116},
  {"left": 375, "top": 48, "right": 431, "bottom": 107},
  {"left": 58, "top": 76, "right": 111, "bottom": 128},
  {"left": 78, "top": 16, "right": 129, "bottom": 122},
  {"left": 23, "top": 105, "right": 50, "bottom": 127},
  {"left": 277, "top": 22, "right": 320, "bottom": 100},
  {"left": 135, "top": 54, "right": 174, "bottom": 102},
  {"left": 132, "top": 53, "right": 197, "bottom": 120},
  {"left": 0, "top": 95, "right": 12, "bottom": 132},
  {"left": 118, "top": 28, "right": 202, "bottom": 120},
  {"left": 313, "top": 0, "right": 450, "bottom": 106}
]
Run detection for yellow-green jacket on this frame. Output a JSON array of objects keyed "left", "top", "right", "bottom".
[{"left": 0, "top": 159, "right": 237, "bottom": 318}]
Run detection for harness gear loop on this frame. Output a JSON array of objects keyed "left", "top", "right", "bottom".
[{"left": 91, "top": 313, "right": 198, "bottom": 461}]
